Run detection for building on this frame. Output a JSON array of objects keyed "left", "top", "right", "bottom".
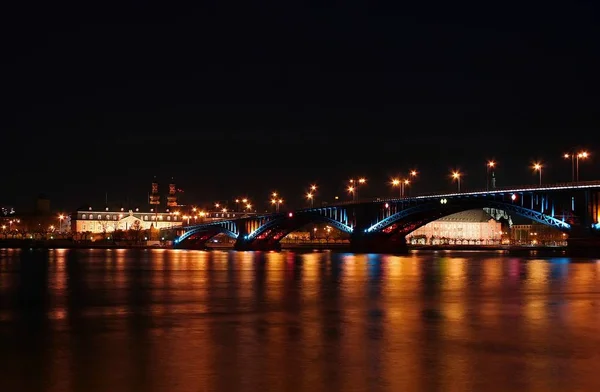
[
  {"left": 71, "top": 178, "right": 183, "bottom": 233},
  {"left": 511, "top": 223, "right": 567, "bottom": 245},
  {"left": 71, "top": 206, "right": 184, "bottom": 233},
  {"left": 406, "top": 209, "right": 504, "bottom": 245}
]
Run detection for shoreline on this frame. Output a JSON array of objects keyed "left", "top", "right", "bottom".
[{"left": 0, "top": 239, "right": 569, "bottom": 254}]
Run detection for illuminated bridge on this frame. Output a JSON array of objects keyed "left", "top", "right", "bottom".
[{"left": 169, "top": 181, "right": 600, "bottom": 253}]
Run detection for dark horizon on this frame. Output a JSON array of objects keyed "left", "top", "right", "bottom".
[{"left": 2, "top": 2, "right": 600, "bottom": 212}]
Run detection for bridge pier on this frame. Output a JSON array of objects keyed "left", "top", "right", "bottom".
[
  {"left": 566, "top": 236, "right": 600, "bottom": 257},
  {"left": 350, "top": 232, "right": 409, "bottom": 254}
]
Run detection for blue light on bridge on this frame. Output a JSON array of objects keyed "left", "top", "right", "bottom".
[{"left": 593, "top": 223, "right": 600, "bottom": 230}]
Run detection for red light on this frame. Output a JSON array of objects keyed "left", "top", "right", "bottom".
[{"left": 288, "top": 212, "right": 293, "bottom": 217}]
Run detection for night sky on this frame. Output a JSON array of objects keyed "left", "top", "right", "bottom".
[{"left": 3, "top": 2, "right": 600, "bottom": 212}]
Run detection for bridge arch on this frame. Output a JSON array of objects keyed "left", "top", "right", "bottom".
[
  {"left": 366, "top": 199, "right": 571, "bottom": 235},
  {"left": 247, "top": 212, "right": 353, "bottom": 242},
  {"left": 175, "top": 225, "right": 238, "bottom": 246}
]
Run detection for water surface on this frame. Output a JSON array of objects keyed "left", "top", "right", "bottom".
[{"left": 1, "top": 248, "right": 600, "bottom": 392}]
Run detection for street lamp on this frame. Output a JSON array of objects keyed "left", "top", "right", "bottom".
[
  {"left": 306, "top": 192, "right": 314, "bottom": 208},
  {"left": 271, "top": 198, "right": 283, "bottom": 213},
  {"left": 391, "top": 178, "right": 410, "bottom": 197},
  {"left": 348, "top": 178, "right": 366, "bottom": 202},
  {"left": 533, "top": 163, "right": 542, "bottom": 186},
  {"left": 486, "top": 161, "right": 496, "bottom": 191},
  {"left": 451, "top": 171, "right": 461, "bottom": 192},
  {"left": 58, "top": 214, "right": 65, "bottom": 232},
  {"left": 409, "top": 170, "right": 418, "bottom": 195},
  {"left": 564, "top": 150, "right": 590, "bottom": 182},
  {"left": 576, "top": 151, "right": 589, "bottom": 182},
  {"left": 391, "top": 178, "right": 401, "bottom": 197}
]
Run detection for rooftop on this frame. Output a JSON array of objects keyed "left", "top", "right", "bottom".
[{"left": 438, "top": 209, "right": 496, "bottom": 223}]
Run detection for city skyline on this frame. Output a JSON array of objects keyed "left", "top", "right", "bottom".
[{"left": 3, "top": 3, "right": 600, "bottom": 210}]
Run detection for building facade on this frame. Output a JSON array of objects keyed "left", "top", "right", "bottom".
[
  {"left": 71, "top": 179, "right": 184, "bottom": 233},
  {"left": 406, "top": 209, "right": 504, "bottom": 245},
  {"left": 71, "top": 207, "right": 183, "bottom": 233},
  {"left": 511, "top": 223, "right": 567, "bottom": 245}
]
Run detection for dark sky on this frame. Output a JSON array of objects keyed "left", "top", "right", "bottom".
[{"left": 2, "top": 2, "right": 600, "bottom": 212}]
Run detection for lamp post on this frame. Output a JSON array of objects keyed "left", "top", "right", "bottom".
[
  {"left": 309, "top": 184, "right": 317, "bottom": 206},
  {"left": 564, "top": 150, "right": 589, "bottom": 182},
  {"left": 349, "top": 178, "right": 366, "bottom": 202},
  {"left": 452, "top": 171, "right": 461, "bottom": 192},
  {"left": 486, "top": 161, "right": 496, "bottom": 191},
  {"left": 306, "top": 192, "right": 314, "bottom": 208},
  {"left": 409, "top": 170, "right": 418, "bottom": 195},
  {"left": 533, "top": 163, "right": 542, "bottom": 186},
  {"left": 392, "top": 171, "right": 417, "bottom": 198},
  {"left": 58, "top": 214, "right": 65, "bottom": 233},
  {"left": 391, "top": 178, "right": 402, "bottom": 197},
  {"left": 576, "top": 151, "right": 588, "bottom": 182},
  {"left": 271, "top": 198, "right": 283, "bottom": 213}
]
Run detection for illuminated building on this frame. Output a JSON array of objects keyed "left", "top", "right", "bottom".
[
  {"left": 71, "top": 207, "right": 183, "bottom": 233},
  {"left": 406, "top": 209, "right": 504, "bottom": 245},
  {"left": 511, "top": 223, "right": 567, "bottom": 245},
  {"left": 71, "top": 178, "right": 183, "bottom": 233}
]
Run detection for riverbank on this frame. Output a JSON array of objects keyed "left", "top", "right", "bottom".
[
  {"left": 0, "top": 238, "right": 570, "bottom": 255},
  {"left": 0, "top": 239, "right": 168, "bottom": 250}
]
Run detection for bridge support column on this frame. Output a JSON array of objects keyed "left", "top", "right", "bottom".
[
  {"left": 566, "top": 232, "right": 600, "bottom": 257},
  {"left": 350, "top": 232, "right": 408, "bottom": 254}
]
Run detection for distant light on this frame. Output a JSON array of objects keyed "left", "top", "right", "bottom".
[
  {"left": 511, "top": 194, "right": 517, "bottom": 200},
  {"left": 288, "top": 212, "right": 293, "bottom": 217}
]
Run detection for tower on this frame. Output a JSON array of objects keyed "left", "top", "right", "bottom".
[
  {"left": 149, "top": 177, "right": 161, "bottom": 206},
  {"left": 167, "top": 178, "right": 178, "bottom": 207},
  {"left": 491, "top": 171, "right": 496, "bottom": 189}
]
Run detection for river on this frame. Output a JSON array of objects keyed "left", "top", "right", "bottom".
[{"left": 1, "top": 248, "right": 600, "bottom": 391}]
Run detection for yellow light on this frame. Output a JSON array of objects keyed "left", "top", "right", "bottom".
[{"left": 391, "top": 178, "right": 400, "bottom": 186}]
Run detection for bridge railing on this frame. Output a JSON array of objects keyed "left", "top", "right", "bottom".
[{"left": 322, "top": 180, "right": 600, "bottom": 206}]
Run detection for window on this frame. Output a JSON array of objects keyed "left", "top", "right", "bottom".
[
  {"left": 167, "top": 216, "right": 171, "bottom": 221},
  {"left": 97, "top": 215, "right": 102, "bottom": 220},
  {"left": 143, "top": 216, "right": 148, "bottom": 221},
  {"left": 82, "top": 214, "right": 87, "bottom": 219},
  {"left": 106, "top": 215, "right": 110, "bottom": 220}
]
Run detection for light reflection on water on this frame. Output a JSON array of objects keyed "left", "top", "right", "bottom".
[{"left": 1, "top": 248, "right": 600, "bottom": 391}]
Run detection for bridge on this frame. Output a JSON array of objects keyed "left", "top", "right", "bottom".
[{"left": 168, "top": 181, "right": 600, "bottom": 253}]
